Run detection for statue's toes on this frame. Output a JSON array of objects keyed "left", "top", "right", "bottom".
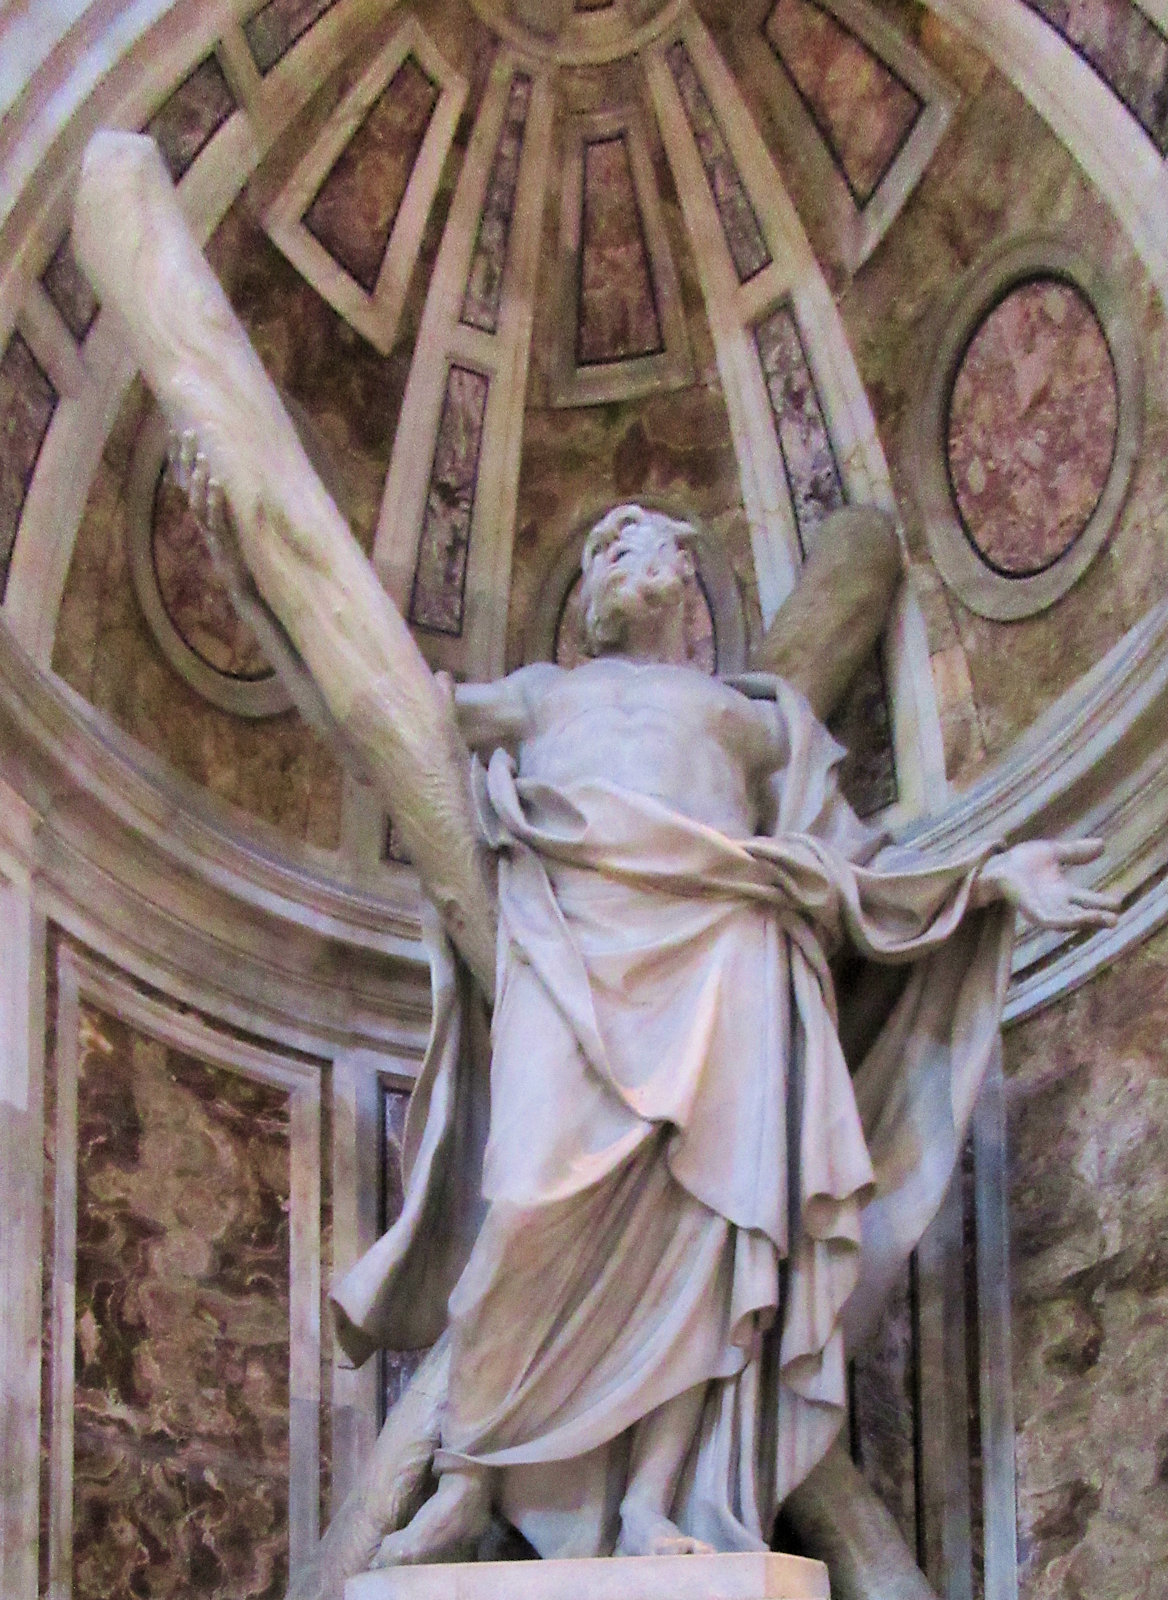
[{"left": 650, "top": 1535, "right": 715, "bottom": 1557}]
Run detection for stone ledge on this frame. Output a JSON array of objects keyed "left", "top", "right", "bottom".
[{"left": 347, "top": 1552, "right": 830, "bottom": 1600}]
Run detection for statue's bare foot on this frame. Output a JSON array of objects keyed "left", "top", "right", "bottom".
[
  {"left": 616, "top": 1502, "right": 714, "bottom": 1557},
  {"left": 372, "top": 1471, "right": 491, "bottom": 1567}
]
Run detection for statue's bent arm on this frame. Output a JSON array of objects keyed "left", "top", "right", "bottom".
[{"left": 72, "top": 131, "right": 498, "bottom": 991}]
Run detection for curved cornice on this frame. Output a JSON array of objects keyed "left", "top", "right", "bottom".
[{"left": 0, "top": 619, "right": 430, "bottom": 1054}]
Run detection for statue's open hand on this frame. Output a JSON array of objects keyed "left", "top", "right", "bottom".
[
  {"left": 977, "top": 839, "right": 1120, "bottom": 931},
  {"left": 168, "top": 427, "right": 231, "bottom": 549}
]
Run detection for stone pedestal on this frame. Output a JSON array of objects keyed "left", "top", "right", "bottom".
[{"left": 347, "top": 1553, "right": 830, "bottom": 1600}]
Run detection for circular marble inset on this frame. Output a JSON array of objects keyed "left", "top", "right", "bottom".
[
  {"left": 554, "top": 567, "right": 716, "bottom": 672},
  {"left": 151, "top": 464, "right": 272, "bottom": 681},
  {"left": 946, "top": 278, "right": 1118, "bottom": 579}
]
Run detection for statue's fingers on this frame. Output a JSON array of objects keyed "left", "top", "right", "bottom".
[
  {"left": 1053, "top": 837, "right": 1105, "bottom": 865},
  {"left": 179, "top": 429, "right": 198, "bottom": 477},
  {"left": 1071, "top": 887, "right": 1122, "bottom": 912},
  {"left": 206, "top": 480, "right": 227, "bottom": 537}
]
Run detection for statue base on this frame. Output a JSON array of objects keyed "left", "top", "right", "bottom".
[{"left": 346, "top": 1552, "right": 829, "bottom": 1600}]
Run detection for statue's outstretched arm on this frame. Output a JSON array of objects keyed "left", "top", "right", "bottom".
[{"left": 74, "top": 132, "right": 496, "bottom": 990}]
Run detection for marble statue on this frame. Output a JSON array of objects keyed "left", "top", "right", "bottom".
[{"left": 72, "top": 132, "right": 1117, "bottom": 1596}]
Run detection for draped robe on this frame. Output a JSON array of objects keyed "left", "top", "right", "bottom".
[{"left": 332, "top": 684, "right": 1014, "bottom": 1556}]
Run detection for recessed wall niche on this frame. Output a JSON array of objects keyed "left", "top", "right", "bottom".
[{"left": 908, "top": 235, "right": 1141, "bottom": 622}]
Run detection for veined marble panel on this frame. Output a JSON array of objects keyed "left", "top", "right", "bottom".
[
  {"left": 303, "top": 55, "right": 440, "bottom": 296},
  {"left": 70, "top": 1006, "right": 291, "bottom": 1599},
  {"left": 0, "top": 333, "right": 57, "bottom": 600},
  {"left": 408, "top": 365, "right": 491, "bottom": 636},
  {"left": 753, "top": 301, "right": 844, "bottom": 554},
  {"left": 380, "top": 1086, "right": 423, "bottom": 1419},
  {"left": 763, "top": 0, "right": 922, "bottom": 207},
  {"left": 1021, "top": 0, "right": 1168, "bottom": 155},
  {"left": 947, "top": 278, "right": 1119, "bottom": 579},
  {"left": 243, "top": 0, "right": 342, "bottom": 75},
  {"left": 144, "top": 55, "right": 238, "bottom": 183},
  {"left": 664, "top": 39, "right": 771, "bottom": 284},
  {"left": 460, "top": 73, "right": 534, "bottom": 334},
  {"left": 577, "top": 134, "right": 665, "bottom": 365},
  {"left": 40, "top": 234, "right": 99, "bottom": 345}
]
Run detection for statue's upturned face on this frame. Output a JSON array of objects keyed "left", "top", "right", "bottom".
[{"left": 580, "top": 505, "right": 695, "bottom": 654}]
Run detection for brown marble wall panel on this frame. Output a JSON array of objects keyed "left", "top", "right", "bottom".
[
  {"left": 764, "top": 0, "right": 922, "bottom": 206},
  {"left": 380, "top": 1086, "right": 424, "bottom": 1418},
  {"left": 244, "top": 0, "right": 340, "bottom": 75},
  {"left": 461, "top": 73, "right": 533, "bottom": 334},
  {"left": 1022, "top": 0, "right": 1168, "bottom": 154},
  {"left": 408, "top": 365, "right": 490, "bottom": 635},
  {"left": 832, "top": 40, "right": 1168, "bottom": 781},
  {"left": 665, "top": 41, "right": 771, "bottom": 284},
  {"left": 1004, "top": 926, "right": 1168, "bottom": 1598},
  {"left": 303, "top": 56, "right": 440, "bottom": 295},
  {"left": 41, "top": 233, "right": 100, "bottom": 343},
  {"left": 71, "top": 1006, "right": 291, "bottom": 1600},
  {"left": 947, "top": 279, "right": 1118, "bottom": 578},
  {"left": 0, "top": 331, "right": 57, "bottom": 599},
  {"left": 577, "top": 135, "right": 664, "bottom": 365},
  {"left": 152, "top": 464, "right": 273, "bottom": 679},
  {"left": 145, "top": 56, "right": 238, "bottom": 183}
]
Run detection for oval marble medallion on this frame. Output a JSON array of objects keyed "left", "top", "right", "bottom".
[
  {"left": 945, "top": 277, "right": 1118, "bottom": 578},
  {"left": 151, "top": 465, "right": 273, "bottom": 682}
]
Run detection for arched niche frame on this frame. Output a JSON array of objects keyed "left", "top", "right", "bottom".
[
  {"left": 522, "top": 502, "right": 748, "bottom": 675},
  {"left": 907, "top": 233, "right": 1142, "bottom": 622},
  {"left": 126, "top": 410, "right": 294, "bottom": 718}
]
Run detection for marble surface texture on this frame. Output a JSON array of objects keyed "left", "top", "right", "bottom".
[
  {"left": 665, "top": 40, "right": 771, "bottom": 284},
  {"left": 409, "top": 365, "right": 490, "bottom": 635},
  {"left": 461, "top": 73, "right": 533, "bottom": 335},
  {"left": 303, "top": 55, "right": 440, "bottom": 295},
  {"left": 946, "top": 278, "right": 1117, "bottom": 578},
  {"left": 764, "top": 0, "right": 922, "bottom": 206},
  {"left": 753, "top": 301, "right": 845, "bottom": 555},
  {"left": 244, "top": 0, "right": 341, "bottom": 76},
  {"left": 1004, "top": 924, "right": 1168, "bottom": 1598},
  {"left": 0, "top": 333, "right": 57, "bottom": 596},
  {"left": 41, "top": 232, "right": 100, "bottom": 343},
  {"left": 1022, "top": 0, "right": 1168, "bottom": 155},
  {"left": 577, "top": 136, "right": 664, "bottom": 366},
  {"left": 144, "top": 56, "right": 237, "bottom": 183},
  {"left": 70, "top": 1006, "right": 291, "bottom": 1600}
]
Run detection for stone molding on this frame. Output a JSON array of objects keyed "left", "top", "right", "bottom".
[
  {"left": 263, "top": 14, "right": 467, "bottom": 357},
  {"left": 548, "top": 103, "right": 694, "bottom": 409},
  {"left": 464, "top": 0, "right": 685, "bottom": 66},
  {"left": 374, "top": 52, "right": 554, "bottom": 683},
  {"left": 737, "top": 0, "right": 958, "bottom": 273},
  {"left": 0, "top": 619, "right": 430, "bottom": 1058},
  {"left": 905, "top": 232, "right": 1142, "bottom": 621}
]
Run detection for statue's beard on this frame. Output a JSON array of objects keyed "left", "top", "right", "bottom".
[{"left": 587, "top": 560, "right": 685, "bottom": 650}]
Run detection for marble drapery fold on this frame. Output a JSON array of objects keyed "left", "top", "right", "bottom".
[{"left": 333, "top": 687, "right": 1013, "bottom": 1555}]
